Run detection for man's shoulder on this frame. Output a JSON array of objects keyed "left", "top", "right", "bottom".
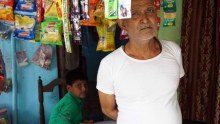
[
  {"left": 160, "top": 40, "right": 181, "bottom": 51},
  {"left": 101, "top": 47, "right": 123, "bottom": 62}
]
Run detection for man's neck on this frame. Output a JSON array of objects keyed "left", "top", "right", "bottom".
[{"left": 124, "top": 38, "right": 161, "bottom": 60}]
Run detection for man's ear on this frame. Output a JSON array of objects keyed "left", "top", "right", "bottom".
[{"left": 117, "top": 19, "right": 127, "bottom": 30}]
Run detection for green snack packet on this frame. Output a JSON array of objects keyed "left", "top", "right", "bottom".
[
  {"left": 40, "top": 20, "right": 63, "bottom": 45},
  {"left": 163, "top": 0, "right": 176, "bottom": 12},
  {"left": 105, "top": 0, "right": 118, "bottom": 19}
]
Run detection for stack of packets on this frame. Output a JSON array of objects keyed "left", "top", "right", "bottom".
[{"left": 163, "top": 0, "right": 176, "bottom": 27}]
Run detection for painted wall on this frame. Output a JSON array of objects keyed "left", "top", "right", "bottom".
[{"left": 0, "top": 34, "right": 59, "bottom": 124}]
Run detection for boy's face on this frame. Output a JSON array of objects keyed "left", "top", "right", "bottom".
[{"left": 67, "top": 80, "right": 88, "bottom": 99}]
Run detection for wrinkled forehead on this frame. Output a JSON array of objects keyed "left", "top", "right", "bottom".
[{"left": 131, "top": 0, "right": 155, "bottom": 10}]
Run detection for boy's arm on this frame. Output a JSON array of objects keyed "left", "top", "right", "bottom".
[{"left": 50, "top": 103, "right": 76, "bottom": 124}]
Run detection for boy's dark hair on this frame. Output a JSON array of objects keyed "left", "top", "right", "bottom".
[{"left": 65, "top": 68, "right": 87, "bottom": 85}]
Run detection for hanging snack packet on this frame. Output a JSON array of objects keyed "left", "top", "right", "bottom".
[
  {"left": 96, "top": 23, "right": 105, "bottom": 51},
  {"left": 103, "top": 19, "right": 116, "bottom": 52},
  {"left": 0, "top": 0, "right": 14, "bottom": 23},
  {"left": 30, "top": 22, "right": 41, "bottom": 42},
  {"left": 104, "top": 0, "right": 118, "bottom": 19},
  {"left": 118, "top": 0, "right": 131, "bottom": 19},
  {"left": 36, "top": 0, "right": 44, "bottom": 22},
  {"left": 163, "top": 0, "right": 176, "bottom": 12},
  {"left": 62, "top": 0, "right": 71, "bottom": 52},
  {"left": 44, "top": 0, "right": 58, "bottom": 20},
  {"left": 73, "top": 17, "right": 81, "bottom": 41},
  {"left": 80, "top": 0, "right": 89, "bottom": 20},
  {"left": 94, "top": 0, "right": 105, "bottom": 51},
  {"left": 70, "top": 0, "right": 81, "bottom": 44},
  {"left": 16, "top": 50, "right": 28, "bottom": 67},
  {"left": 32, "top": 44, "right": 52, "bottom": 70},
  {"left": 15, "top": 0, "right": 36, "bottom": 12},
  {"left": 93, "top": 0, "right": 103, "bottom": 49},
  {"left": 14, "top": 12, "right": 36, "bottom": 40},
  {"left": 80, "top": 0, "right": 97, "bottom": 26},
  {"left": 72, "top": 0, "right": 80, "bottom": 13},
  {"left": 163, "top": 12, "right": 176, "bottom": 27},
  {"left": 94, "top": 0, "right": 104, "bottom": 18},
  {"left": 41, "top": 20, "right": 62, "bottom": 45},
  {"left": 55, "top": 0, "right": 62, "bottom": 20}
]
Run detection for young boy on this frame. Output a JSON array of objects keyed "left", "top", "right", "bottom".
[{"left": 49, "top": 68, "right": 92, "bottom": 124}]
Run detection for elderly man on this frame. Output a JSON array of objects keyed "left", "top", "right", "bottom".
[{"left": 96, "top": 0, "right": 185, "bottom": 124}]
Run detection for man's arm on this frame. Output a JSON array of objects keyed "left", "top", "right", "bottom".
[{"left": 98, "top": 91, "right": 118, "bottom": 121}]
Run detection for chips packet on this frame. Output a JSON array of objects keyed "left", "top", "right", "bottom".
[
  {"left": 0, "top": 0, "right": 15, "bottom": 23},
  {"left": 103, "top": 19, "right": 116, "bottom": 52},
  {"left": 44, "top": 0, "right": 58, "bottom": 20},
  {"left": 40, "top": 20, "right": 63, "bottom": 45},
  {"left": 14, "top": 12, "right": 36, "bottom": 40}
]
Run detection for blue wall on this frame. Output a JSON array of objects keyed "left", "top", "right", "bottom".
[{"left": 0, "top": 34, "right": 59, "bottom": 124}]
